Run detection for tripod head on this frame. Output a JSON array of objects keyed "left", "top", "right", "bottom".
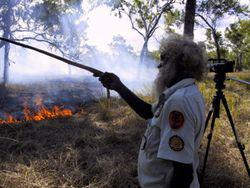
[{"left": 208, "top": 58, "right": 235, "bottom": 91}]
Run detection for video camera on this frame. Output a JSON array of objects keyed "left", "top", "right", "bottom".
[{"left": 208, "top": 58, "right": 235, "bottom": 73}]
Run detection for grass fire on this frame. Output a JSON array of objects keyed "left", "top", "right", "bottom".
[
  {"left": 0, "top": 95, "right": 72, "bottom": 124},
  {"left": 0, "top": 0, "right": 250, "bottom": 187}
]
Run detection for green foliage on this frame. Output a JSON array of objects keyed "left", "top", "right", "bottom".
[
  {"left": 163, "top": 9, "right": 183, "bottom": 33},
  {"left": 150, "top": 50, "right": 161, "bottom": 62},
  {"left": 0, "top": 0, "right": 88, "bottom": 83},
  {"left": 205, "top": 28, "right": 229, "bottom": 57},
  {"left": 109, "top": 35, "right": 136, "bottom": 56},
  {"left": 225, "top": 20, "right": 250, "bottom": 69},
  {"left": 111, "top": 0, "right": 174, "bottom": 35},
  {"left": 197, "top": 0, "right": 249, "bottom": 20},
  {"left": 0, "top": 0, "right": 87, "bottom": 60},
  {"left": 30, "top": 0, "right": 85, "bottom": 58},
  {"left": 225, "top": 20, "right": 250, "bottom": 51},
  {"left": 196, "top": 0, "right": 249, "bottom": 67},
  {"left": 205, "top": 29, "right": 220, "bottom": 48}
]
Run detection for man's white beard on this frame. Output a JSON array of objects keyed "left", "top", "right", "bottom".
[{"left": 152, "top": 63, "right": 176, "bottom": 99}]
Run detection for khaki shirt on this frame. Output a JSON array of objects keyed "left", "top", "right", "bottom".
[{"left": 138, "top": 78, "right": 205, "bottom": 188}]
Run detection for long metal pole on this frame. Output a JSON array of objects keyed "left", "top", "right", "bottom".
[
  {"left": 227, "top": 76, "right": 250, "bottom": 85},
  {"left": 0, "top": 37, "right": 110, "bottom": 98},
  {"left": 0, "top": 37, "right": 104, "bottom": 76}
]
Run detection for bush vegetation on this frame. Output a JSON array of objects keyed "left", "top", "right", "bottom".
[{"left": 0, "top": 72, "right": 249, "bottom": 188}]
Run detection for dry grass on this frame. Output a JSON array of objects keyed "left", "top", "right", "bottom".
[
  {"left": 0, "top": 72, "right": 249, "bottom": 188},
  {"left": 0, "top": 98, "right": 144, "bottom": 188}
]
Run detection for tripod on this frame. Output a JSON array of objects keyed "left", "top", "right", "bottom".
[{"left": 201, "top": 71, "right": 250, "bottom": 183}]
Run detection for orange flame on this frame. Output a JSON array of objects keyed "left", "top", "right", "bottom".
[
  {"left": 0, "top": 113, "right": 20, "bottom": 124},
  {"left": 0, "top": 96, "right": 72, "bottom": 124}
]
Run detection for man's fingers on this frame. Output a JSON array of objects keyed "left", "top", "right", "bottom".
[
  {"left": 99, "top": 73, "right": 112, "bottom": 82},
  {"left": 97, "top": 72, "right": 120, "bottom": 90},
  {"left": 99, "top": 76, "right": 110, "bottom": 83},
  {"left": 98, "top": 74, "right": 112, "bottom": 89},
  {"left": 103, "top": 83, "right": 111, "bottom": 88},
  {"left": 93, "top": 73, "right": 99, "bottom": 77}
]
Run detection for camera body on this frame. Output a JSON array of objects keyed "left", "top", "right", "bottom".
[{"left": 208, "top": 58, "right": 235, "bottom": 73}]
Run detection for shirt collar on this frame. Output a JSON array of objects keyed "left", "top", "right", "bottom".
[{"left": 162, "top": 78, "right": 195, "bottom": 99}]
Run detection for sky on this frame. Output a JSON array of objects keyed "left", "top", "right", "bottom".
[
  {"left": 86, "top": 0, "right": 250, "bottom": 53},
  {"left": 86, "top": 6, "right": 144, "bottom": 52}
]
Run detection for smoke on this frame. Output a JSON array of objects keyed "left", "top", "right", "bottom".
[{"left": 2, "top": 2, "right": 159, "bottom": 94}]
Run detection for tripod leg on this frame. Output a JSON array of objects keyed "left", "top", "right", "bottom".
[
  {"left": 201, "top": 109, "right": 217, "bottom": 184},
  {"left": 204, "top": 105, "right": 213, "bottom": 133},
  {"left": 221, "top": 95, "right": 250, "bottom": 177}
]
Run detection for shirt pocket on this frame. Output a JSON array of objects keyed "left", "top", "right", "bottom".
[
  {"left": 140, "top": 134, "right": 147, "bottom": 150},
  {"left": 140, "top": 125, "right": 152, "bottom": 151},
  {"left": 141, "top": 125, "right": 161, "bottom": 159}
]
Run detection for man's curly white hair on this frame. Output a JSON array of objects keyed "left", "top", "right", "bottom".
[
  {"left": 160, "top": 36, "right": 207, "bottom": 80},
  {"left": 153, "top": 36, "right": 207, "bottom": 98}
]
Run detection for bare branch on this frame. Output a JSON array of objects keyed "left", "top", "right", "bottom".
[
  {"left": 13, "top": 37, "right": 66, "bottom": 57},
  {"left": 148, "top": 1, "right": 172, "bottom": 37},
  {"left": 124, "top": 11, "right": 145, "bottom": 38},
  {"left": 195, "top": 13, "right": 214, "bottom": 31},
  {"left": 138, "top": 8, "right": 148, "bottom": 34},
  {"left": 149, "top": 26, "right": 159, "bottom": 38},
  {"left": 147, "top": 12, "right": 158, "bottom": 33}
]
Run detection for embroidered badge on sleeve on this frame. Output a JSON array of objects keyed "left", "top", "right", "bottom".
[
  {"left": 169, "top": 111, "right": 184, "bottom": 130},
  {"left": 169, "top": 135, "right": 184, "bottom": 151}
]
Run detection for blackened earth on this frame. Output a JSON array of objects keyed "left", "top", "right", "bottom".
[{"left": 0, "top": 77, "right": 102, "bottom": 121}]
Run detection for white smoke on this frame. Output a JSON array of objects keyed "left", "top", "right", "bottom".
[{"left": 3, "top": 2, "right": 159, "bottom": 93}]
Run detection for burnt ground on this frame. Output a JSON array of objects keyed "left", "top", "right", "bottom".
[{"left": 0, "top": 77, "right": 102, "bottom": 121}]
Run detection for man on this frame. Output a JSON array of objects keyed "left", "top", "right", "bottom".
[{"left": 98, "top": 36, "right": 207, "bottom": 188}]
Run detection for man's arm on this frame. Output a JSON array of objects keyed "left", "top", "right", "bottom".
[
  {"left": 170, "top": 161, "right": 193, "bottom": 188},
  {"left": 99, "top": 72, "right": 154, "bottom": 120}
]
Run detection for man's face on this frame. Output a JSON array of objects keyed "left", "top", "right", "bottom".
[{"left": 153, "top": 51, "right": 176, "bottom": 98}]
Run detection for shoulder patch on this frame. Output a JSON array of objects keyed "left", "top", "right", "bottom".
[
  {"left": 169, "top": 111, "right": 184, "bottom": 130},
  {"left": 169, "top": 135, "right": 184, "bottom": 152}
]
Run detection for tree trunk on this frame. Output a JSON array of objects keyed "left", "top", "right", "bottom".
[
  {"left": 3, "top": 43, "right": 10, "bottom": 84},
  {"left": 1, "top": 0, "right": 12, "bottom": 85},
  {"left": 233, "top": 49, "right": 242, "bottom": 72},
  {"left": 183, "top": 0, "right": 196, "bottom": 40},
  {"left": 0, "top": 83, "right": 8, "bottom": 107},
  {"left": 211, "top": 30, "right": 221, "bottom": 62},
  {"left": 238, "top": 52, "right": 243, "bottom": 71},
  {"left": 140, "top": 40, "right": 149, "bottom": 64}
]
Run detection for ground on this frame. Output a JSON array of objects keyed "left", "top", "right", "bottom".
[{"left": 0, "top": 72, "right": 249, "bottom": 188}]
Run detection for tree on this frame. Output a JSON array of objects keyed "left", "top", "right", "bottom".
[
  {"left": 0, "top": 0, "right": 18, "bottom": 84},
  {"left": 111, "top": 0, "right": 175, "bottom": 64},
  {"left": 225, "top": 20, "right": 250, "bottom": 70},
  {"left": 183, "top": 0, "right": 196, "bottom": 40},
  {"left": 163, "top": 9, "right": 182, "bottom": 34},
  {"left": 109, "top": 35, "right": 136, "bottom": 57},
  {"left": 205, "top": 29, "right": 229, "bottom": 59},
  {"left": 196, "top": 0, "right": 249, "bottom": 61},
  {"left": 0, "top": 0, "right": 85, "bottom": 85},
  {"left": 108, "top": 35, "right": 138, "bottom": 69}
]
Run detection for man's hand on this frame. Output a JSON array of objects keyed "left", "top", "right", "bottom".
[
  {"left": 97, "top": 72, "right": 153, "bottom": 119},
  {"left": 98, "top": 72, "right": 123, "bottom": 91}
]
